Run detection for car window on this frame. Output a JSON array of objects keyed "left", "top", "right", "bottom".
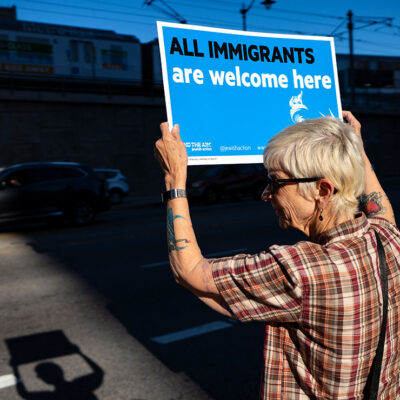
[
  {"left": 95, "top": 171, "right": 106, "bottom": 179},
  {"left": 5, "top": 169, "right": 35, "bottom": 186},
  {"left": 203, "top": 166, "right": 222, "bottom": 178},
  {"left": 105, "top": 171, "right": 117, "bottom": 178},
  {"left": 238, "top": 164, "right": 256, "bottom": 174},
  {"left": 59, "top": 167, "right": 86, "bottom": 179},
  {"left": 30, "top": 167, "right": 85, "bottom": 183}
]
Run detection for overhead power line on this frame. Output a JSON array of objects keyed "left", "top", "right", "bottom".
[
  {"left": 11, "top": 0, "right": 400, "bottom": 57},
  {"left": 256, "top": 6, "right": 344, "bottom": 20},
  {"left": 17, "top": 6, "right": 158, "bottom": 27},
  {"left": 13, "top": 0, "right": 334, "bottom": 35},
  {"left": 144, "top": 0, "right": 186, "bottom": 24},
  {"left": 171, "top": 0, "right": 339, "bottom": 28},
  {"left": 16, "top": 0, "right": 157, "bottom": 20}
]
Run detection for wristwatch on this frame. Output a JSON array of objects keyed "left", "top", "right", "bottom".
[{"left": 161, "top": 188, "right": 187, "bottom": 204}]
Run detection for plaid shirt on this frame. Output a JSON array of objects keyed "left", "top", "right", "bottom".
[{"left": 212, "top": 213, "right": 400, "bottom": 399}]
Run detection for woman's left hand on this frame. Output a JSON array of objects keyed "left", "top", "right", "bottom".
[{"left": 154, "top": 122, "right": 188, "bottom": 190}]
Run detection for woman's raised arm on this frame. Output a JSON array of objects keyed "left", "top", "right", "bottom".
[{"left": 343, "top": 110, "right": 396, "bottom": 226}]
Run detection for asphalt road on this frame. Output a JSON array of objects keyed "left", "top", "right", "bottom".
[
  {"left": 0, "top": 196, "right": 303, "bottom": 400},
  {"left": 0, "top": 182, "right": 398, "bottom": 400}
]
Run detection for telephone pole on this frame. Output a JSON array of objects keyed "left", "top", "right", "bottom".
[
  {"left": 332, "top": 11, "right": 393, "bottom": 106},
  {"left": 240, "top": 0, "right": 276, "bottom": 31},
  {"left": 240, "top": 0, "right": 255, "bottom": 31}
]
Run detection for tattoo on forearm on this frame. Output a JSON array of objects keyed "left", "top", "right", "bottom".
[
  {"left": 167, "top": 208, "right": 190, "bottom": 251},
  {"left": 360, "top": 192, "right": 387, "bottom": 217}
]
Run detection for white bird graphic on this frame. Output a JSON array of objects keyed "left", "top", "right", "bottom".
[{"left": 289, "top": 91, "right": 308, "bottom": 122}]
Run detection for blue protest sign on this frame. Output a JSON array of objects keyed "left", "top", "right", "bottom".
[{"left": 157, "top": 22, "right": 342, "bottom": 165}]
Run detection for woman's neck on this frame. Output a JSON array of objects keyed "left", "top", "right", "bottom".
[{"left": 308, "top": 212, "right": 350, "bottom": 242}]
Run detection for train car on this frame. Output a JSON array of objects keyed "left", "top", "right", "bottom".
[{"left": 0, "top": 6, "right": 142, "bottom": 83}]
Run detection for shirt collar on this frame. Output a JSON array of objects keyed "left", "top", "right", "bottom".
[{"left": 316, "top": 212, "right": 371, "bottom": 246}]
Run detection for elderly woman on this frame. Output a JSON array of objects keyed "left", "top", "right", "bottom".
[{"left": 154, "top": 111, "right": 400, "bottom": 399}]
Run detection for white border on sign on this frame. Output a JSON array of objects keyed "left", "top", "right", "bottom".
[
  {"left": 329, "top": 39, "right": 343, "bottom": 119},
  {"left": 157, "top": 21, "right": 174, "bottom": 128},
  {"left": 189, "top": 155, "right": 264, "bottom": 165},
  {"left": 157, "top": 21, "right": 343, "bottom": 163},
  {"left": 157, "top": 20, "right": 336, "bottom": 41}
]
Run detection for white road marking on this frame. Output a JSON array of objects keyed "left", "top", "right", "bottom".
[
  {"left": 0, "top": 374, "right": 18, "bottom": 390},
  {"left": 140, "top": 248, "right": 247, "bottom": 268},
  {"left": 204, "top": 248, "right": 248, "bottom": 258},
  {"left": 140, "top": 260, "right": 170, "bottom": 268},
  {"left": 152, "top": 321, "right": 233, "bottom": 344}
]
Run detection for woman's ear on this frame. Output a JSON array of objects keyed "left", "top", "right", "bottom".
[{"left": 317, "top": 179, "right": 335, "bottom": 206}]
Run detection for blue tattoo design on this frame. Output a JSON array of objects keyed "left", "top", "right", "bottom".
[{"left": 167, "top": 208, "right": 189, "bottom": 251}]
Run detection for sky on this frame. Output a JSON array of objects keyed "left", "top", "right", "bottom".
[{"left": 2, "top": 0, "right": 400, "bottom": 56}]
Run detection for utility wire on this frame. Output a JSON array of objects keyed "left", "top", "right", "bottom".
[
  {"left": 253, "top": 6, "right": 344, "bottom": 20},
  {"left": 15, "top": 0, "right": 333, "bottom": 34},
  {"left": 18, "top": 6, "right": 158, "bottom": 27},
  {"left": 16, "top": 5, "right": 321, "bottom": 38},
  {"left": 15, "top": 0, "right": 158, "bottom": 20},
  {"left": 13, "top": 0, "right": 400, "bottom": 55},
  {"left": 169, "top": 0, "right": 341, "bottom": 27},
  {"left": 211, "top": 0, "right": 344, "bottom": 20},
  {"left": 17, "top": 0, "right": 339, "bottom": 30},
  {"left": 17, "top": 4, "right": 327, "bottom": 37},
  {"left": 330, "top": 20, "right": 346, "bottom": 36}
]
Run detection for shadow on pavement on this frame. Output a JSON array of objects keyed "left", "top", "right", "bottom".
[
  {"left": 5, "top": 330, "right": 104, "bottom": 400},
  {"left": 12, "top": 187, "right": 400, "bottom": 400},
  {"left": 17, "top": 200, "right": 275, "bottom": 400},
  {"left": 107, "top": 291, "right": 265, "bottom": 400}
]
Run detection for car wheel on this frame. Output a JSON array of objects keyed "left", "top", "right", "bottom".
[
  {"left": 204, "top": 187, "right": 219, "bottom": 204},
  {"left": 65, "top": 199, "right": 96, "bottom": 226},
  {"left": 109, "top": 189, "right": 123, "bottom": 205}
]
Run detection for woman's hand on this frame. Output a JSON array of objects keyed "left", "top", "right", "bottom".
[
  {"left": 154, "top": 122, "right": 188, "bottom": 190},
  {"left": 342, "top": 110, "right": 361, "bottom": 138}
]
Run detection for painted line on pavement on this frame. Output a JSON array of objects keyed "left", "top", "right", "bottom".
[
  {"left": 205, "top": 248, "right": 248, "bottom": 258},
  {"left": 140, "top": 260, "right": 170, "bottom": 268},
  {"left": 0, "top": 374, "right": 18, "bottom": 390},
  {"left": 151, "top": 321, "right": 233, "bottom": 344},
  {"left": 140, "top": 248, "right": 247, "bottom": 269}
]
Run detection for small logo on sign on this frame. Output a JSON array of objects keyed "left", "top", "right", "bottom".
[{"left": 289, "top": 91, "right": 308, "bottom": 123}]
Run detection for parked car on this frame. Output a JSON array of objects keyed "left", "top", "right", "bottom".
[
  {"left": 187, "top": 163, "right": 268, "bottom": 204},
  {"left": 94, "top": 169, "right": 130, "bottom": 204},
  {"left": 0, "top": 162, "right": 110, "bottom": 226}
]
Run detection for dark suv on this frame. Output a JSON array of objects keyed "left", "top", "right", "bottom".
[
  {"left": 187, "top": 163, "right": 268, "bottom": 204},
  {"left": 0, "top": 162, "right": 109, "bottom": 225}
]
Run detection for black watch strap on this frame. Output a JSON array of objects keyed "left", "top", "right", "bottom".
[{"left": 161, "top": 188, "right": 187, "bottom": 204}]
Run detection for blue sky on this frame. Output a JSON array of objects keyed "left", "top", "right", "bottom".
[{"left": 2, "top": 0, "right": 400, "bottom": 56}]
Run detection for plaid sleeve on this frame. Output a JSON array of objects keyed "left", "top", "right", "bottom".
[
  {"left": 368, "top": 216, "right": 400, "bottom": 237},
  {"left": 211, "top": 249, "right": 303, "bottom": 323}
]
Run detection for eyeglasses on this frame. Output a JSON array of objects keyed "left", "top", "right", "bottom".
[{"left": 265, "top": 175, "right": 323, "bottom": 194}]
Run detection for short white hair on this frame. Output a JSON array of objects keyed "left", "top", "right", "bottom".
[{"left": 263, "top": 117, "right": 365, "bottom": 219}]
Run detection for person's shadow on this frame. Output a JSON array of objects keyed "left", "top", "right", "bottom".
[
  {"left": 11, "top": 347, "right": 103, "bottom": 400},
  {"left": 6, "top": 331, "right": 103, "bottom": 400}
]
